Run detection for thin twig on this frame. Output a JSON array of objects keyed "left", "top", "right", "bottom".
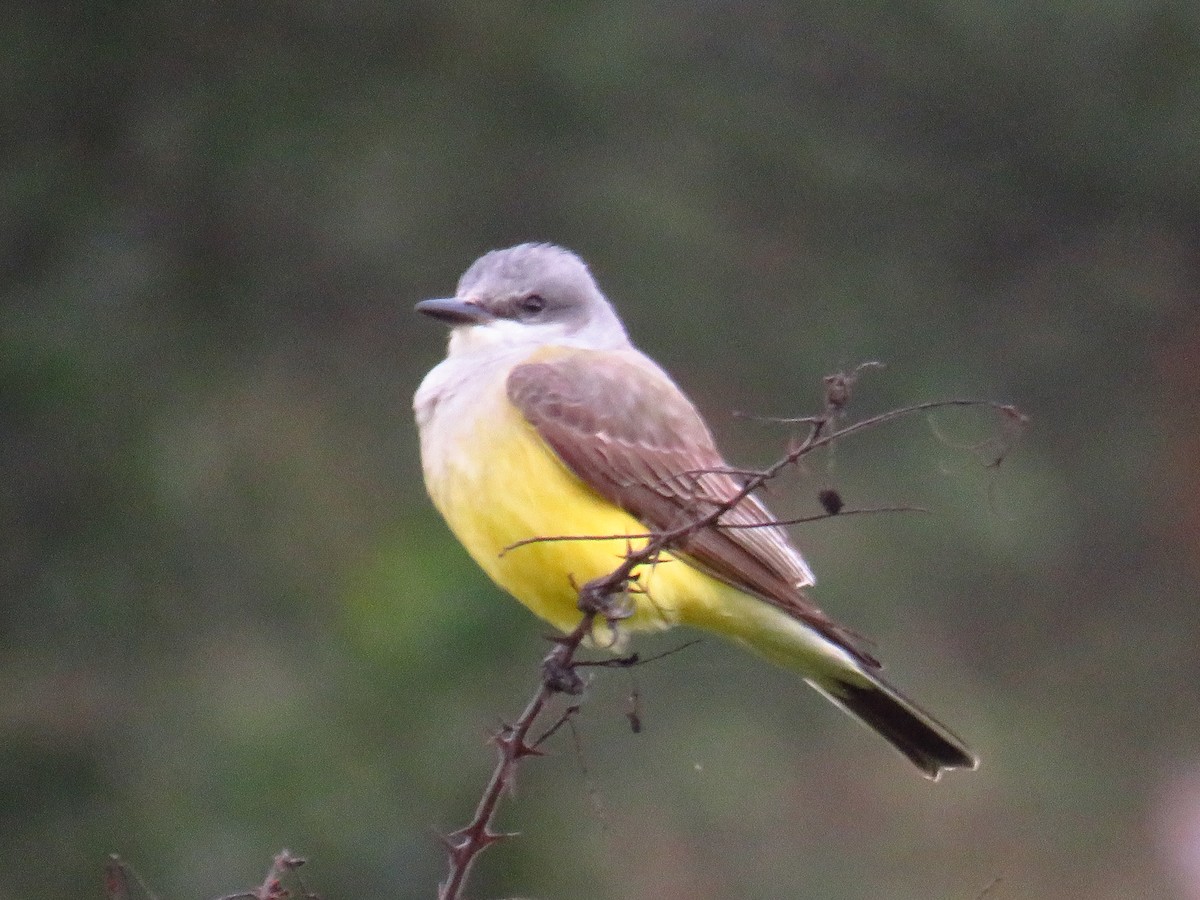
[
  {"left": 573, "top": 638, "right": 703, "bottom": 670},
  {"left": 533, "top": 704, "right": 583, "bottom": 749},
  {"left": 502, "top": 505, "right": 927, "bottom": 553},
  {"left": 104, "top": 850, "right": 314, "bottom": 900},
  {"left": 759, "top": 398, "right": 1025, "bottom": 440},
  {"left": 500, "top": 531, "right": 655, "bottom": 555},
  {"left": 717, "top": 505, "right": 929, "bottom": 529},
  {"left": 216, "top": 849, "right": 312, "bottom": 900}
]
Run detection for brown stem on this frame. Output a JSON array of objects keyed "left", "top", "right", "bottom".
[{"left": 437, "top": 615, "right": 594, "bottom": 900}]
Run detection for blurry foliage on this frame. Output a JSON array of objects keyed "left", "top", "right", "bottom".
[{"left": 2, "top": 1, "right": 1200, "bottom": 898}]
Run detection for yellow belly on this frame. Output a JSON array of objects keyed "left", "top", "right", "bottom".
[{"left": 420, "top": 379, "right": 721, "bottom": 636}]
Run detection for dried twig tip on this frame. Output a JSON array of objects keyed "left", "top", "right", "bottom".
[
  {"left": 823, "top": 360, "right": 885, "bottom": 410},
  {"left": 818, "top": 488, "right": 845, "bottom": 515}
]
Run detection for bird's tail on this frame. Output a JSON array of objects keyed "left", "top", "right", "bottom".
[
  {"left": 692, "top": 590, "right": 978, "bottom": 780},
  {"left": 805, "top": 669, "right": 978, "bottom": 780}
]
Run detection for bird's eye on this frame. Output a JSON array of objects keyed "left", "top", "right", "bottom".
[{"left": 518, "top": 294, "right": 546, "bottom": 315}]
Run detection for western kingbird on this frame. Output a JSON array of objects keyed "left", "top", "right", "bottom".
[{"left": 414, "top": 243, "right": 977, "bottom": 779}]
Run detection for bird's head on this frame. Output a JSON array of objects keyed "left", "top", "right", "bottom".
[{"left": 417, "top": 243, "right": 629, "bottom": 356}]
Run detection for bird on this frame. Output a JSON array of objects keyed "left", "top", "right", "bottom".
[{"left": 413, "top": 242, "right": 977, "bottom": 779}]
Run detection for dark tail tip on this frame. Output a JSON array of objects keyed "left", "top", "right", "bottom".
[{"left": 829, "top": 679, "right": 978, "bottom": 780}]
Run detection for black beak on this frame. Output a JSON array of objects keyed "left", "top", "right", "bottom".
[{"left": 415, "top": 297, "right": 493, "bottom": 325}]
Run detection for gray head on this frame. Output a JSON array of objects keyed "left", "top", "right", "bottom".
[{"left": 416, "top": 243, "right": 630, "bottom": 355}]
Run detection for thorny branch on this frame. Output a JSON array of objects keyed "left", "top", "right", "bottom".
[
  {"left": 438, "top": 368, "right": 1027, "bottom": 900},
  {"left": 436, "top": 612, "right": 596, "bottom": 900}
]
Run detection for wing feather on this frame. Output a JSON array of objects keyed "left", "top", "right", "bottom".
[{"left": 507, "top": 349, "right": 876, "bottom": 665}]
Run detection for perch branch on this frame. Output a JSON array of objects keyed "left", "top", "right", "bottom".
[{"left": 437, "top": 371, "right": 1026, "bottom": 900}]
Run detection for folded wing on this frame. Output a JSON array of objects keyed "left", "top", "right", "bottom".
[{"left": 507, "top": 349, "right": 876, "bottom": 666}]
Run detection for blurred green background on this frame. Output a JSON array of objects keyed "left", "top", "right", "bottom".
[{"left": 4, "top": 2, "right": 1200, "bottom": 898}]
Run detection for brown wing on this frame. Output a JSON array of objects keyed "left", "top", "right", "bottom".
[{"left": 506, "top": 349, "right": 876, "bottom": 666}]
